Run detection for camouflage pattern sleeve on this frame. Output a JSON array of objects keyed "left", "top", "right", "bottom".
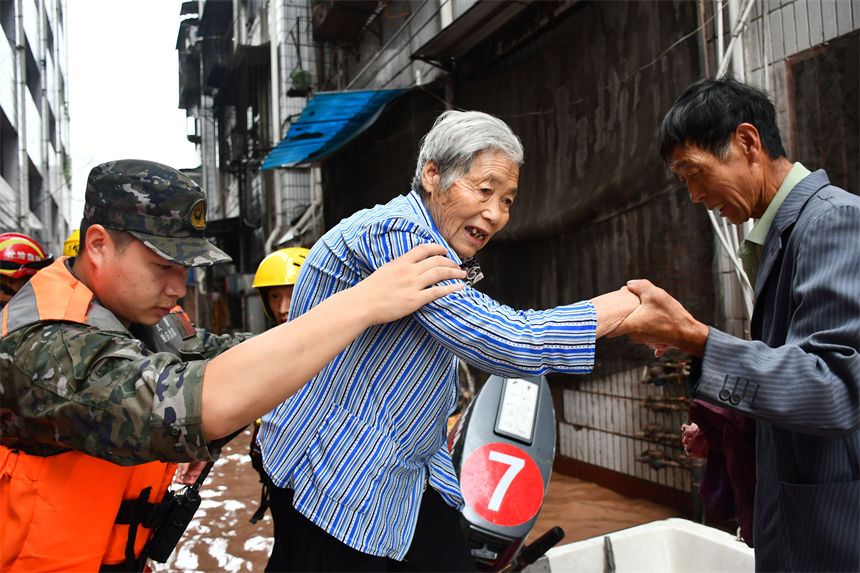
[
  {"left": 193, "top": 328, "right": 255, "bottom": 359},
  {"left": 0, "top": 322, "right": 220, "bottom": 465}
]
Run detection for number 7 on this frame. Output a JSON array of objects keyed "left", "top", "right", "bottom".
[{"left": 487, "top": 450, "right": 525, "bottom": 511}]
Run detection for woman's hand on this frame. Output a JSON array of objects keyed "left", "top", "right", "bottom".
[{"left": 201, "top": 243, "right": 465, "bottom": 441}]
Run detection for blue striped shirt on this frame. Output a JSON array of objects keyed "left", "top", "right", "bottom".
[{"left": 258, "top": 190, "right": 597, "bottom": 559}]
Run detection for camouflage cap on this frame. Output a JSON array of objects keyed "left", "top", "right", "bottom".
[{"left": 83, "top": 159, "right": 231, "bottom": 267}]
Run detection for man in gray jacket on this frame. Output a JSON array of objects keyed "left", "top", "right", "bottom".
[{"left": 616, "top": 77, "right": 859, "bottom": 571}]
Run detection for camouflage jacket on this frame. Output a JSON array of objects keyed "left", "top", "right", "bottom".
[{"left": 0, "top": 258, "right": 251, "bottom": 465}]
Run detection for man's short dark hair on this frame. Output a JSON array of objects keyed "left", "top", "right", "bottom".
[
  {"left": 658, "top": 76, "right": 787, "bottom": 162},
  {"left": 78, "top": 219, "right": 134, "bottom": 254}
]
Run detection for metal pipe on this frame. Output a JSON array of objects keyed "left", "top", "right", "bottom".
[
  {"left": 15, "top": 0, "right": 29, "bottom": 233},
  {"left": 715, "top": 0, "right": 724, "bottom": 72},
  {"left": 706, "top": 208, "right": 754, "bottom": 318},
  {"left": 440, "top": 0, "right": 453, "bottom": 28},
  {"left": 727, "top": 0, "right": 745, "bottom": 80},
  {"left": 716, "top": 0, "right": 756, "bottom": 78},
  {"left": 40, "top": 0, "right": 50, "bottom": 245},
  {"left": 265, "top": 0, "right": 314, "bottom": 254},
  {"left": 264, "top": 0, "right": 286, "bottom": 255},
  {"left": 697, "top": 0, "right": 711, "bottom": 77},
  {"left": 762, "top": 0, "right": 772, "bottom": 91}
]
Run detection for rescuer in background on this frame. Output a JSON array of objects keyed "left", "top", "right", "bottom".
[
  {"left": 0, "top": 232, "right": 52, "bottom": 308},
  {"left": 253, "top": 247, "right": 310, "bottom": 326},
  {"left": 63, "top": 228, "right": 80, "bottom": 258}
]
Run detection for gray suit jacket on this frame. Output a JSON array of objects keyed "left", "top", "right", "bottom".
[{"left": 695, "top": 170, "right": 860, "bottom": 571}]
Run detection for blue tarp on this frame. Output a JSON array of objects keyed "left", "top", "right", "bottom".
[{"left": 261, "top": 89, "right": 406, "bottom": 170}]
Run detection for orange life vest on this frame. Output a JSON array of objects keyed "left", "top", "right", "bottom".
[{"left": 0, "top": 258, "right": 177, "bottom": 571}]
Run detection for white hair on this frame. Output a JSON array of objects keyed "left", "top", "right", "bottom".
[{"left": 411, "top": 110, "right": 524, "bottom": 194}]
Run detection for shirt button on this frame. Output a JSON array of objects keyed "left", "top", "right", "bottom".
[
  {"left": 729, "top": 394, "right": 741, "bottom": 405},
  {"left": 176, "top": 363, "right": 187, "bottom": 372},
  {"left": 719, "top": 389, "right": 731, "bottom": 401},
  {"left": 171, "top": 427, "right": 180, "bottom": 436}
]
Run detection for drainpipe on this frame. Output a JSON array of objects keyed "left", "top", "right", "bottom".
[
  {"left": 40, "top": 0, "right": 50, "bottom": 244},
  {"left": 58, "top": 0, "right": 71, "bottom": 239},
  {"left": 716, "top": 0, "right": 756, "bottom": 78},
  {"left": 726, "top": 0, "right": 745, "bottom": 81},
  {"left": 15, "top": 0, "right": 29, "bottom": 234},
  {"left": 264, "top": 0, "right": 285, "bottom": 254},
  {"left": 284, "top": 196, "right": 320, "bottom": 242},
  {"left": 440, "top": 0, "right": 453, "bottom": 28},
  {"left": 265, "top": 1, "right": 312, "bottom": 254},
  {"left": 696, "top": 0, "right": 710, "bottom": 77},
  {"left": 715, "top": 0, "right": 724, "bottom": 72}
]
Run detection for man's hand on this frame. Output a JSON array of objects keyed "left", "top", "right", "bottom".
[
  {"left": 592, "top": 287, "right": 641, "bottom": 338},
  {"left": 356, "top": 243, "right": 467, "bottom": 325},
  {"left": 174, "top": 461, "right": 208, "bottom": 485},
  {"left": 681, "top": 423, "right": 710, "bottom": 458},
  {"left": 607, "top": 279, "right": 709, "bottom": 357}
]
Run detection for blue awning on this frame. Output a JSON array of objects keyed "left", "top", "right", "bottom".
[{"left": 261, "top": 89, "right": 406, "bottom": 170}]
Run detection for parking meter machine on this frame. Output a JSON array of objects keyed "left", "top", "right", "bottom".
[{"left": 448, "top": 374, "right": 557, "bottom": 571}]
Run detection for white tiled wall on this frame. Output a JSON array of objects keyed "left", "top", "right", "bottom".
[{"left": 746, "top": 0, "right": 858, "bottom": 81}]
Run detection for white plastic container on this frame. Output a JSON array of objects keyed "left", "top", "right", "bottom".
[{"left": 524, "top": 518, "right": 754, "bottom": 572}]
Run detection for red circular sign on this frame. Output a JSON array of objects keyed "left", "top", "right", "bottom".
[{"left": 460, "top": 442, "right": 544, "bottom": 526}]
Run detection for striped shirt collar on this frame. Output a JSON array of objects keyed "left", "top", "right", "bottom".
[{"left": 406, "top": 190, "right": 484, "bottom": 286}]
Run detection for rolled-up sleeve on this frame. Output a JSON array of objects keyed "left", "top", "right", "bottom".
[
  {"left": 6, "top": 323, "right": 221, "bottom": 465},
  {"left": 356, "top": 218, "right": 598, "bottom": 375}
]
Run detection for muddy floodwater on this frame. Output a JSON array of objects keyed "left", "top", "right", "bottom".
[{"left": 153, "top": 427, "right": 681, "bottom": 571}]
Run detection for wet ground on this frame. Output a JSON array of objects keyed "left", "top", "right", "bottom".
[
  {"left": 151, "top": 427, "right": 274, "bottom": 572},
  {"left": 152, "top": 427, "right": 681, "bottom": 572}
]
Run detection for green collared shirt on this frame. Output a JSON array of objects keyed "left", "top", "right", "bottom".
[{"left": 737, "top": 162, "right": 811, "bottom": 288}]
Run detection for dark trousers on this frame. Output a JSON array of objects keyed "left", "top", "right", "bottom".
[{"left": 266, "top": 485, "right": 477, "bottom": 572}]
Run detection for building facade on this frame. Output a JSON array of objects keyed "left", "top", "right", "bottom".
[{"left": 0, "top": 0, "right": 72, "bottom": 255}]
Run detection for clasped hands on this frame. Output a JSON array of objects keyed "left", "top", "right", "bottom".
[{"left": 601, "top": 279, "right": 709, "bottom": 358}]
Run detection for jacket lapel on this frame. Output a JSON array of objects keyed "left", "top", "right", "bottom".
[{"left": 753, "top": 170, "right": 830, "bottom": 302}]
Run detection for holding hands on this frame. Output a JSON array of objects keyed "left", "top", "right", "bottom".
[{"left": 605, "top": 279, "right": 710, "bottom": 357}]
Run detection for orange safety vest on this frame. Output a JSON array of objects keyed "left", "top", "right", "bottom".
[{"left": 0, "top": 258, "right": 177, "bottom": 571}]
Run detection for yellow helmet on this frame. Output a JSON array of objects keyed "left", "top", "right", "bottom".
[
  {"left": 253, "top": 247, "right": 310, "bottom": 288},
  {"left": 63, "top": 229, "right": 80, "bottom": 257}
]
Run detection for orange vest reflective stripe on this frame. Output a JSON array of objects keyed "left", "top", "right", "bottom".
[
  {"left": 1, "top": 256, "right": 91, "bottom": 336},
  {"left": 0, "top": 258, "right": 177, "bottom": 571}
]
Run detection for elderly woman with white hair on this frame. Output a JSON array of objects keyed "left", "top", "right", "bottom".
[{"left": 257, "top": 110, "right": 640, "bottom": 571}]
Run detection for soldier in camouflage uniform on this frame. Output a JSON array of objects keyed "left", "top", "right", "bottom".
[{"left": 0, "top": 159, "right": 466, "bottom": 571}]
